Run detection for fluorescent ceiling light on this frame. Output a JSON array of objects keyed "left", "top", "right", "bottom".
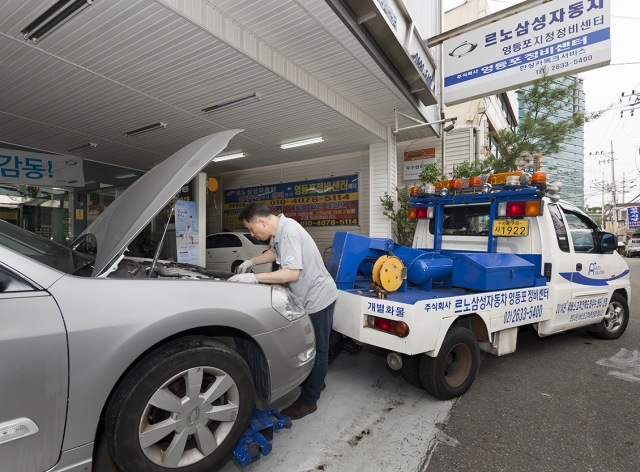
[
  {"left": 280, "top": 137, "right": 324, "bottom": 149},
  {"left": 202, "top": 93, "right": 261, "bottom": 115},
  {"left": 213, "top": 152, "right": 246, "bottom": 162},
  {"left": 124, "top": 122, "right": 167, "bottom": 138},
  {"left": 67, "top": 142, "right": 97, "bottom": 153},
  {"left": 115, "top": 173, "right": 137, "bottom": 179},
  {"left": 22, "top": 0, "right": 94, "bottom": 43}
]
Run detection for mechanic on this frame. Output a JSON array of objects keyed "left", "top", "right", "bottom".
[{"left": 228, "top": 202, "right": 338, "bottom": 420}]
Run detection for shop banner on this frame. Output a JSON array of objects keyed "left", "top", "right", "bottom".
[
  {"left": 628, "top": 207, "right": 640, "bottom": 229},
  {"left": 404, "top": 148, "right": 436, "bottom": 180},
  {"left": 175, "top": 199, "right": 200, "bottom": 265},
  {"left": 443, "top": 0, "right": 611, "bottom": 105},
  {"left": 0, "top": 147, "right": 85, "bottom": 187},
  {"left": 224, "top": 174, "right": 359, "bottom": 230}
]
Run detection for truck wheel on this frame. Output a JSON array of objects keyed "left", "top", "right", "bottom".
[
  {"left": 419, "top": 326, "right": 479, "bottom": 400},
  {"left": 106, "top": 337, "right": 254, "bottom": 471},
  {"left": 591, "top": 293, "right": 629, "bottom": 340},
  {"left": 399, "top": 355, "right": 422, "bottom": 388}
]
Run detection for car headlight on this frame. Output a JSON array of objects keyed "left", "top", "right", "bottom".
[{"left": 271, "top": 285, "right": 306, "bottom": 322}]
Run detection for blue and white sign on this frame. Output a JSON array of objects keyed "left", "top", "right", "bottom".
[
  {"left": 628, "top": 206, "right": 640, "bottom": 229},
  {"left": 443, "top": 0, "right": 611, "bottom": 105},
  {"left": 0, "top": 147, "right": 85, "bottom": 187},
  {"left": 175, "top": 199, "right": 200, "bottom": 265}
]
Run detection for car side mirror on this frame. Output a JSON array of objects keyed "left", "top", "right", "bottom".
[{"left": 599, "top": 232, "right": 617, "bottom": 253}]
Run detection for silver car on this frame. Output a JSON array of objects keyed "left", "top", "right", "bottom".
[{"left": 0, "top": 131, "right": 315, "bottom": 472}]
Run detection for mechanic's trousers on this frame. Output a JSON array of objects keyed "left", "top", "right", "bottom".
[{"left": 299, "top": 301, "right": 335, "bottom": 406}]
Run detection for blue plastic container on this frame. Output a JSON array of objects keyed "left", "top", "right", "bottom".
[{"left": 451, "top": 253, "right": 535, "bottom": 291}]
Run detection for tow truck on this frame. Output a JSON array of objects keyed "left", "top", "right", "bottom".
[{"left": 327, "top": 171, "right": 630, "bottom": 400}]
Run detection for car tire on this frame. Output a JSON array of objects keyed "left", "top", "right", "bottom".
[
  {"left": 399, "top": 354, "right": 422, "bottom": 388},
  {"left": 419, "top": 326, "right": 479, "bottom": 400},
  {"left": 589, "top": 293, "right": 629, "bottom": 340},
  {"left": 106, "top": 337, "right": 254, "bottom": 472}
]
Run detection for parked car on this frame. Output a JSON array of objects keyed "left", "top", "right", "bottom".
[
  {"left": 0, "top": 131, "right": 315, "bottom": 472},
  {"left": 625, "top": 237, "right": 640, "bottom": 257},
  {"left": 206, "top": 232, "right": 276, "bottom": 273}
]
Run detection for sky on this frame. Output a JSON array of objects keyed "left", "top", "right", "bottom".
[{"left": 443, "top": 0, "right": 640, "bottom": 208}]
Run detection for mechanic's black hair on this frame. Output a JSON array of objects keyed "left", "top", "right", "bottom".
[{"left": 238, "top": 202, "right": 272, "bottom": 222}]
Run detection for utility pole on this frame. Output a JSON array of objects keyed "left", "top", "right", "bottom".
[{"left": 610, "top": 141, "right": 617, "bottom": 236}]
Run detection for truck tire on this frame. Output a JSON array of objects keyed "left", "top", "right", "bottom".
[
  {"left": 419, "top": 326, "right": 479, "bottom": 400},
  {"left": 399, "top": 354, "right": 422, "bottom": 388},
  {"left": 590, "top": 293, "right": 629, "bottom": 340}
]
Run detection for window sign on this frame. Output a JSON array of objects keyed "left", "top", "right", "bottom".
[
  {"left": 175, "top": 199, "right": 200, "bottom": 265},
  {"left": 0, "top": 147, "right": 85, "bottom": 187},
  {"left": 223, "top": 175, "right": 359, "bottom": 230},
  {"left": 404, "top": 148, "right": 436, "bottom": 181},
  {"left": 628, "top": 207, "right": 640, "bottom": 229},
  {"left": 443, "top": 0, "right": 611, "bottom": 105}
]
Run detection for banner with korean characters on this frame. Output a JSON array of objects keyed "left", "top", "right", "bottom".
[
  {"left": 443, "top": 0, "right": 611, "bottom": 105},
  {"left": 404, "top": 148, "right": 436, "bottom": 180},
  {"left": 627, "top": 207, "right": 640, "bottom": 229},
  {"left": 175, "top": 199, "right": 200, "bottom": 265},
  {"left": 0, "top": 147, "right": 85, "bottom": 187},
  {"left": 223, "top": 174, "right": 358, "bottom": 230}
]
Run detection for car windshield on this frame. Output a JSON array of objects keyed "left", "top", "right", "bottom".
[
  {"left": 0, "top": 219, "right": 94, "bottom": 275},
  {"left": 243, "top": 233, "right": 270, "bottom": 245}
]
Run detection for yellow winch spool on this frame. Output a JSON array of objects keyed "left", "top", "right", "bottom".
[{"left": 371, "top": 255, "right": 405, "bottom": 292}]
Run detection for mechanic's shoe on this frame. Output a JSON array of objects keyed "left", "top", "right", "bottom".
[{"left": 281, "top": 400, "right": 317, "bottom": 420}]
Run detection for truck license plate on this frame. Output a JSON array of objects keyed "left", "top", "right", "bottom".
[{"left": 492, "top": 219, "right": 529, "bottom": 236}]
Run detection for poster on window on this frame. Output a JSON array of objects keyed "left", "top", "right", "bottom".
[
  {"left": 404, "top": 148, "right": 436, "bottom": 180},
  {"left": 175, "top": 199, "right": 200, "bottom": 265},
  {"left": 223, "top": 174, "right": 359, "bottom": 230}
]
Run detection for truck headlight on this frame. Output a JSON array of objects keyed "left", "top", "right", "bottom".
[{"left": 271, "top": 285, "right": 306, "bottom": 322}]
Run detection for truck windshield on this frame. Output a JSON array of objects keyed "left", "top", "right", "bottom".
[
  {"left": 429, "top": 204, "right": 491, "bottom": 236},
  {"left": 0, "top": 219, "right": 94, "bottom": 275}
]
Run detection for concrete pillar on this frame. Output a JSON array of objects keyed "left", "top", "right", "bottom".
[
  {"left": 369, "top": 128, "right": 396, "bottom": 239},
  {"left": 193, "top": 171, "right": 207, "bottom": 267}
]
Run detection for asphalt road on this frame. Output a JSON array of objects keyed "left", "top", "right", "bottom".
[{"left": 426, "top": 257, "right": 640, "bottom": 472}]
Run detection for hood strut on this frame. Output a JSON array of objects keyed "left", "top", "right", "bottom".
[{"left": 149, "top": 204, "right": 174, "bottom": 278}]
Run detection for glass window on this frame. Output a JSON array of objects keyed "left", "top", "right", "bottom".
[
  {"left": 206, "top": 235, "right": 222, "bottom": 249},
  {"left": 0, "top": 219, "right": 93, "bottom": 275},
  {"left": 564, "top": 211, "right": 597, "bottom": 253},
  {"left": 429, "top": 204, "right": 491, "bottom": 236},
  {"left": 220, "top": 234, "right": 242, "bottom": 248},
  {"left": 0, "top": 265, "right": 34, "bottom": 292},
  {"left": 547, "top": 204, "right": 570, "bottom": 252}
]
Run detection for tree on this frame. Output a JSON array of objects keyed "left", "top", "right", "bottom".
[
  {"left": 380, "top": 186, "right": 416, "bottom": 246},
  {"left": 485, "top": 69, "right": 604, "bottom": 172}
]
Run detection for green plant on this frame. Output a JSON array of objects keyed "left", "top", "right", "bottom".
[
  {"left": 133, "top": 227, "right": 158, "bottom": 258},
  {"left": 380, "top": 186, "right": 417, "bottom": 246},
  {"left": 418, "top": 162, "right": 446, "bottom": 185},
  {"left": 450, "top": 160, "right": 489, "bottom": 179}
]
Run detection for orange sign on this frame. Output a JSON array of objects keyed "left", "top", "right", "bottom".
[{"left": 404, "top": 148, "right": 436, "bottom": 162}]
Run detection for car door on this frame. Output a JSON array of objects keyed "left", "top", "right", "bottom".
[
  {"left": 0, "top": 264, "right": 68, "bottom": 472},
  {"left": 217, "top": 233, "right": 244, "bottom": 271},
  {"left": 205, "top": 234, "right": 223, "bottom": 270},
  {"left": 562, "top": 208, "right": 612, "bottom": 328}
]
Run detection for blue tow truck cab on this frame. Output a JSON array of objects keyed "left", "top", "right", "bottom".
[{"left": 328, "top": 172, "right": 631, "bottom": 400}]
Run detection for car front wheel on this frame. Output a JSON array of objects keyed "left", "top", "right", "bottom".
[{"left": 106, "top": 337, "right": 254, "bottom": 471}]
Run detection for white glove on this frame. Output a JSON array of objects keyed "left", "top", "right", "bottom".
[
  {"left": 228, "top": 273, "right": 258, "bottom": 284},
  {"left": 236, "top": 260, "right": 256, "bottom": 273}
]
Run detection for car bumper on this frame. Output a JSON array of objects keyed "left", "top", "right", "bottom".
[{"left": 253, "top": 314, "right": 315, "bottom": 403}]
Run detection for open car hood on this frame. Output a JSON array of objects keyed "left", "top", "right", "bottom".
[{"left": 76, "top": 130, "right": 242, "bottom": 277}]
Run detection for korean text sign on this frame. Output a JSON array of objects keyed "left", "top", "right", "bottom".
[
  {"left": 628, "top": 207, "right": 640, "bottom": 230},
  {"left": 0, "top": 147, "right": 85, "bottom": 187},
  {"left": 443, "top": 0, "right": 611, "bottom": 105},
  {"left": 223, "top": 175, "right": 359, "bottom": 230}
]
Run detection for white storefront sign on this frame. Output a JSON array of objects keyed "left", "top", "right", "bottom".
[
  {"left": 0, "top": 147, "right": 85, "bottom": 187},
  {"left": 443, "top": 0, "right": 611, "bottom": 105}
]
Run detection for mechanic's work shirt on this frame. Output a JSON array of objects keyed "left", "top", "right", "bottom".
[{"left": 271, "top": 214, "right": 338, "bottom": 313}]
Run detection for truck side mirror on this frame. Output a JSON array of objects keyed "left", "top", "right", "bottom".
[{"left": 599, "top": 232, "right": 617, "bottom": 253}]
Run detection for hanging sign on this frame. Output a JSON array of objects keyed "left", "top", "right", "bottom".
[
  {"left": 628, "top": 207, "right": 640, "bottom": 230},
  {"left": 0, "top": 147, "right": 85, "bottom": 187},
  {"left": 175, "top": 199, "right": 200, "bottom": 265},
  {"left": 443, "top": 0, "right": 611, "bottom": 105},
  {"left": 223, "top": 175, "right": 359, "bottom": 230},
  {"left": 404, "top": 148, "right": 436, "bottom": 180}
]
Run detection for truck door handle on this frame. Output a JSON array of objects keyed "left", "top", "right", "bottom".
[{"left": 576, "top": 263, "right": 582, "bottom": 271}]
